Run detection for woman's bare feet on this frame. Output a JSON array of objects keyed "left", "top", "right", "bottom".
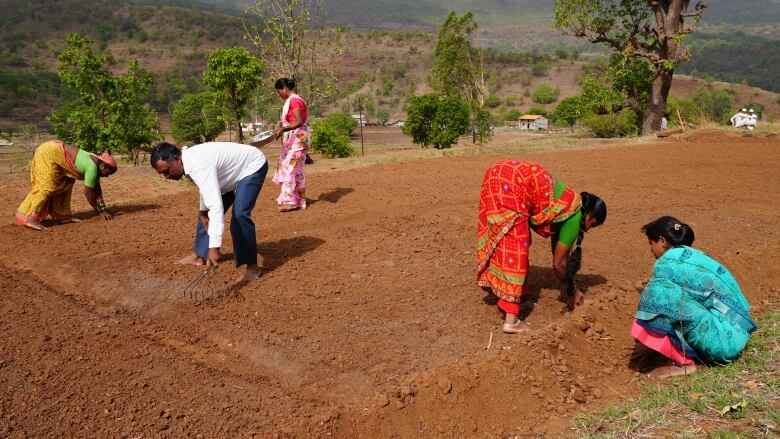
[
  {"left": 648, "top": 362, "right": 697, "bottom": 378},
  {"left": 176, "top": 253, "right": 205, "bottom": 266},
  {"left": 502, "top": 314, "right": 531, "bottom": 334},
  {"left": 22, "top": 219, "right": 48, "bottom": 231}
]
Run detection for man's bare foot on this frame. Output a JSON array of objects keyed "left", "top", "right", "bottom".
[
  {"left": 59, "top": 217, "right": 82, "bottom": 224},
  {"left": 237, "top": 266, "right": 261, "bottom": 283},
  {"left": 176, "top": 253, "right": 205, "bottom": 266},
  {"left": 502, "top": 320, "right": 532, "bottom": 334},
  {"left": 648, "top": 363, "right": 697, "bottom": 378}
]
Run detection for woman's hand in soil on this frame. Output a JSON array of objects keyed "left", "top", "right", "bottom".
[{"left": 99, "top": 210, "right": 114, "bottom": 220}]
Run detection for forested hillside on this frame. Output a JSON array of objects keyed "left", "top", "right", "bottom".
[{"left": 1, "top": 0, "right": 778, "bottom": 130}]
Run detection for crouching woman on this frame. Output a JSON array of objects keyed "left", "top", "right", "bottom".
[{"left": 631, "top": 216, "right": 757, "bottom": 377}]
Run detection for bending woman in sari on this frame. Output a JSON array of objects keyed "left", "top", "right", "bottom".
[
  {"left": 272, "top": 77, "right": 311, "bottom": 212},
  {"left": 631, "top": 216, "right": 757, "bottom": 378},
  {"left": 477, "top": 160, "right": 607, "bottom": 334},
  {"left": 15, "top": 140, "right": 118, "bottom": 230}
]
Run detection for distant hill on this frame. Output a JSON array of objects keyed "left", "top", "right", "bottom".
[
  {"left": 143, "top": 0, "right": 780, "bottom": 39},
  {"left": 1, "top": 0, "right": 778, "bottom": 130}
]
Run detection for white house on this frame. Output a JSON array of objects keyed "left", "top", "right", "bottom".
[
  {"left": 241, "top": 122, "right": 265, "bottom": 133},
  {"left": 351, "top": 114, "right": 366, "bottom": 126},
  {"left": 518, "top": 115, "right": 548, "bottom": 131}
]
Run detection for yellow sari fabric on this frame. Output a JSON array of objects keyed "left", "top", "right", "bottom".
[{"left": 15, "top": 141, "right": 83, "bottom": 225}]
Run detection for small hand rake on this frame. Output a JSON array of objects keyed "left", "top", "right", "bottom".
[{"left": 183, "top": 266, "right": 232, "bottom": 300}]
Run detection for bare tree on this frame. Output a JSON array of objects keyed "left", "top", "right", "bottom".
[
  {"left": 242, "top": 0, "right": 340, "bottom": 110},
  {"left": 554, "top": 0, "right": 707, "bottom": 133}
]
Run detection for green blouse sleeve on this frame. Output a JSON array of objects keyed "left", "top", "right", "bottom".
[
  {"left": 75, "top": 149, "right": 99, "bottom": 188},
  {"left": 557, "top": 206, "right": 582, "bottom": 248},
  {"left": 552, "top": 177, "right": 581, "bottom": 247}
]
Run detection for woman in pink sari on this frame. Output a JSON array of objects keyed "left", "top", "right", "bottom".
[{"left": 272, "top": 77, "right": 311, "bottom": 212}]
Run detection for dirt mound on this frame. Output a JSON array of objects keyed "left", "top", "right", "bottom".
[{"left": 1, "top": 131, "right": 778, "bottom": 437}]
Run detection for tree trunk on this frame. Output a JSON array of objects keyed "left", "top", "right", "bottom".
[
  {"left": 236, "top": 115, "right": 244, "bottom": 142},
  {"left": 641, "top": 69, "right": 674, "bottom": 134}
]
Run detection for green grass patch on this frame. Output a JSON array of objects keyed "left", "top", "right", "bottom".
[{"left": 573, "top": 313, "right": 780, "bottom": 438}]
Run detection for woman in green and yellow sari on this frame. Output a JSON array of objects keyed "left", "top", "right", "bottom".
[{"left": 15, "top": 140, "right": 118, "bottom": 231}]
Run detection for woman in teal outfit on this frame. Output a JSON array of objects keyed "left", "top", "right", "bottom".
[{"left": 631, "top": 216, "right": 757, "bottom": 378}]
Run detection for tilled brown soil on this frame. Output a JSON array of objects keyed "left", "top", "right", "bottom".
[{"left": 1, "top": 129, "right": 778, "bottom": 438}]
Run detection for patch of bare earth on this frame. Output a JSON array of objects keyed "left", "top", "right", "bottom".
[{"left": 0, "top": 130, "right": 778, "bottom": 437}]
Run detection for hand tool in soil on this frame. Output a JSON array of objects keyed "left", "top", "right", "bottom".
[{"left": 183, "top": 265, "right": 231, "bottom": 300}]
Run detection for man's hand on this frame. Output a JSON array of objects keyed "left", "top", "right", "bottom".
[
  {"left": 207, "top": 248, "right": 220, "bottom": 267},
  {"left": 99, "top": 210, "right": 114, "bottom": 220},
  {"left": 199, "top": 211, "right": 209, "bottom": 229}
]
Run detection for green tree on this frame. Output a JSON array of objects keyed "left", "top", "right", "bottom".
[
  {"left": 402, "top": 93, "right": 470, "bottom": 149},
  {"left": 375, "top": 108, "right": 391, "bottom": 125},
  {"left": 171, "top": 92, "right": 226, "bottom": 144},
  {"left": 608, "top": 54, "right": 653, "bottom": 121},
  {"left": 579, "top": 75, "right": 623, "bottom": 115},
  {"left": 429, "top": 11, "right": 490, "bottom": 143},
  {"left": 203, "top": 47, "right": 264, "bottom": 142},
  {"left": 532, "top": 84, "right": 558, "bottom": 104},
  {"left": 554, "top": 0, "right": 707, "bottom": 133},
  {"left": 552, "top": 95, "right": 583, "bottom": 131},
  {"left": 430, "top": 11, "right": 482, "bottom": 104},
  {"left": 51, "top": 33, "right": 160, "bottom": 165}
]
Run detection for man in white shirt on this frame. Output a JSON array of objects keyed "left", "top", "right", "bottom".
[
  {"left": 746, "top": 109, "right": 758, "bottom": 130},
  {"left": 731, "top": 108, "right": 748, "bottom": 128},
  {"left": 151, "top": 141, "right": 268, "bottom": 282}
]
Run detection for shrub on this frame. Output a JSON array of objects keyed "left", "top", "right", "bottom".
[
  {"left": 526, "top": 106, "right": 550, "bottom": 117},
  {"left": 532, "top": 60, "right": 549, "bottom": 77},
  {"left": 743, "top": 102, "right": 765, "bottom": 118},
  {"left": 666, "top": 96, "right": 699, "bottom": 125},
  {"left": 310, "top": 121, "right": 354, "bottom": 158},
  {"left": 583, "top": 108, "right": 638, "bottom": 138},
  {"left": 504, "top": 108, "right": 521, "bottom": 122},
  {"left": 691, "top": 86, "right": 734, "bottom": 124},
  {"left": 532, "top": 84, "right": 557, "bottom": 104},
  {"left": 484, "top": 94, "right": 501, "bottom": 108},
  {"left": 323, "top": 111, "right": 357, "bottom": 136}
]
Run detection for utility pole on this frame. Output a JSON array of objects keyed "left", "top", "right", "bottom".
[{"left": 358, "top": 96, "right": 365, "bottom": 156}]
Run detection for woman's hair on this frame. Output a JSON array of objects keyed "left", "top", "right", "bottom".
[
  {"left": 642, "top": 216, "right": 695, "bottom": 247},
  {"left": 275, "top": 77, "right": 296, "bottom": 91},
  {"left": 563, "top": 192, "right": 607, "bottom": 290},
  {"left": 149, "top": 142, "right": 181, "bottom": 167}
]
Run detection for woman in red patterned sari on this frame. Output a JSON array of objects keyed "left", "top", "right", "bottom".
[{"left": 477, "top": 160, "right": 607, "bottom": 333}]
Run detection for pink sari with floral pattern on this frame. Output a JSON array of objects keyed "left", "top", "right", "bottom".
[{"left": 272, "top": 95, "right": 310, "bottom": 209}]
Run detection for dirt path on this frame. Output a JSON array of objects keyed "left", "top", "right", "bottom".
[{"left": 1, "top": 129, "right": 778, "bottom": 437}]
